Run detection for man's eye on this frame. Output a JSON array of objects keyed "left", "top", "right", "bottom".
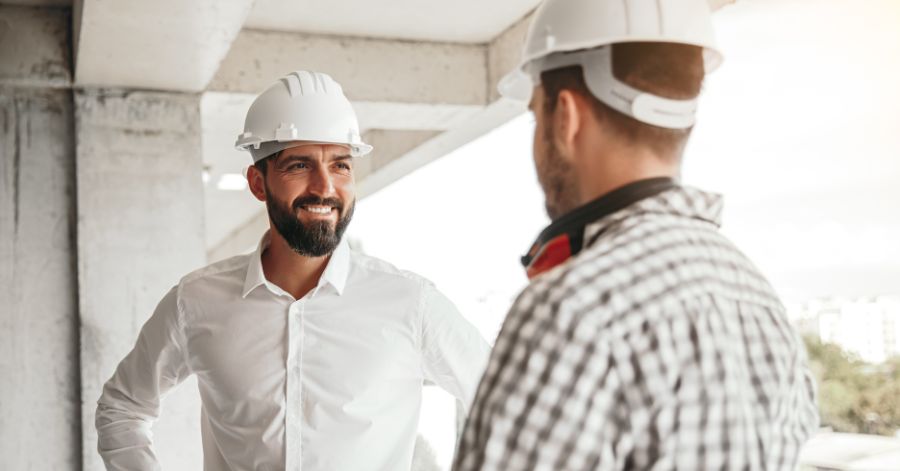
[
  {"left": 288, "top": 163, "right": 308, "bottom": 170},
  {"left": 336, "top": 163, "right": 351, "bottom": 170}
]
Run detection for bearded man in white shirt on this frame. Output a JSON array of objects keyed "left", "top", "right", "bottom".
[{"left": 95, "top": 70, "right": 491, "bottom": 471}]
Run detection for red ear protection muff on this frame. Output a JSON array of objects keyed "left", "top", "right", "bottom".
[{"left": 522, "top": 233, "right": 577, "bottom": 280}]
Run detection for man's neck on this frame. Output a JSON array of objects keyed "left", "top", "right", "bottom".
[
  {"left": 261, "top": 231, "right": 331, "bottom": 300},
  {"left": 576, "top": 145, "right": 679, "bottom": 207}
]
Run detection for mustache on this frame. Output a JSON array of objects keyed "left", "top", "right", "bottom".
[{"left": 291, "top": 195, "right": 344, "bottom": 212}]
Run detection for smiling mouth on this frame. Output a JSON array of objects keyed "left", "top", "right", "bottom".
[{"left": 301, "top": 205, "right": 336, "bottom": 215}]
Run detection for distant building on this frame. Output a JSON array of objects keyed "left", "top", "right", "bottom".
[{"left": 791, "top": 296, "right": 900, "bottom": 364}]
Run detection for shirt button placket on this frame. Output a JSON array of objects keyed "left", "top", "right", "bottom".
[
  {"left": 288, "top": 287, "right": 319, "bottom": 471},
  {"left": 286, "top": 301, "right": 303, "bottom": 471}
]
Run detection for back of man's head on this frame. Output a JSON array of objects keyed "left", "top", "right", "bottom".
[{"left": 540, "top": 42, "right": 705, "bottom": 160}]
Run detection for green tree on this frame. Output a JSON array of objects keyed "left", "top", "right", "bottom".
[{"left": 804, "top": 336, "right": 900, "bottom": 435}]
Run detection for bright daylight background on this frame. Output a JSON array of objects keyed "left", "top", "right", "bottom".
[{"left": 344, "top": 0, "right": 900, "bottom": 468}]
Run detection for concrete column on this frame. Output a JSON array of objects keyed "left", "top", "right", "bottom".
[
  {"left": 0, "top": 87, "right": 80, "bottom": 470},
  {"left": 1, "top": 4, "right": 80, "bottom": 469},
  {"left": 75, "top": 89, "right": 206, "bottom": 471}
]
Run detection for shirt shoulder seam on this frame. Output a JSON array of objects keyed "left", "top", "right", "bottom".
[
  {"left": 350, "top": 252, "right": 433, "bottom": 285},
  {"left": 174, "top": 281, "right": 194, "bottom": 375},
  {"left": 179, "top": 255, "right": 250, "bottom": 288}
]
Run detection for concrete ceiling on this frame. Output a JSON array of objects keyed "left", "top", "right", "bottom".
[
  {"left": 73, "top": 0, "right": 254, "bottom": 91},
  {"left": 245, "top": 0, "right": 542, "bottom": 43}
]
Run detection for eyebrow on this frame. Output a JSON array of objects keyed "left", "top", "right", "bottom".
[
  {"left": 275, "top": 154, "right": 314, "bottom": 167},
  {"left": 275, "top": 154, "right": 353, "bottom": 168}
]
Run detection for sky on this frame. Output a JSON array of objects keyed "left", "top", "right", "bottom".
[{"left": 344, "top": 0, "right": 900, "bottom": 466}]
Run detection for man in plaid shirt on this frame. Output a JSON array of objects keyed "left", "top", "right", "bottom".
[{"left": 454, "top": 0, "right": 819, "bottom": 469}]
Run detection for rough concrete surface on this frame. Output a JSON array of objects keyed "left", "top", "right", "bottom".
[
  {"left": 75, "top": 89, "right": 206, "bottom": 471},
  {"left": 0, "top": 6, "right": 71, "bottom": 88},
  {"left": 0, "top": 87, "right": 80, "bottom": 470},
  {"left": 210, "top": 29, "right": 488, "bottom": 106},
  {"left": 74, "top": 0, "right": 254, "bottom": 91}
]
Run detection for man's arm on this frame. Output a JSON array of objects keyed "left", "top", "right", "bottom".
[
  {"left": 95, "top": 285, "right": 192, "bottom": 470},
  {"left": 419, "top": 283, "right": 491, "bottom": 410}
]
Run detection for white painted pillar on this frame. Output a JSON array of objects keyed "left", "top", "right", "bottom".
[{"left": 75, "top": 89, "right": 206, "bottom": 471}]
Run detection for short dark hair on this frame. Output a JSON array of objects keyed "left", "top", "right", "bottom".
[
  {"left": 253, "top": 152, "right": 279, "bottom": 177},
  {"left": 540, "top": 42, "right": 704, "bottom": 159}
]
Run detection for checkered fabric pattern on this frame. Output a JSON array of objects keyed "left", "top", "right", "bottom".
[{"left": 454, "top": 186, "right": 819, "bottom": 471}]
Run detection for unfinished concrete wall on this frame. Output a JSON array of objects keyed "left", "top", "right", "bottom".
[
  {"left": 0, "top": 3, "right": 80, "bottom": 469},
  {"left": 75, "top": 89, "right": 206, "bottom": 471},
  {"left": 0, "top": 6, "right": 71, "bottom": 88},
  {"left": 0, "top": 88, "right": 80, "bottom": 469}
]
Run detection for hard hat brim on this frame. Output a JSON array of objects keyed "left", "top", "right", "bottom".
[
  {"left": 500, "top": 41, "right": 723, "bottom": 103},
  {"left": 242, "top": 139, "right": 373, "bottom": 163}
]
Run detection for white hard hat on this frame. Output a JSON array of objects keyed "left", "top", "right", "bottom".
[
  {"left": 235, "top": 70, "right": 373, "bottom": 162},
  {"left": 500, "top": 0, "right": 723, "bottom": 129}
]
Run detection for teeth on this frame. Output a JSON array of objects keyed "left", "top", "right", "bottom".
[{"left": 304, "top": 206, "right": 333, "bottom": 214}]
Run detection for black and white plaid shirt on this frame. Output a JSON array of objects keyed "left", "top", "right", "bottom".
[{"left": 454, "top": 184, "right": 819, "bottom": 470}]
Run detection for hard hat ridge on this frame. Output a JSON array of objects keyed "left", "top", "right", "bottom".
[{"left": 280, "top": 70, "right": 335, "bottom": 98}]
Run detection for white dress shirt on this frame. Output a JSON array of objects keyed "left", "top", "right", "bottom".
[{"left": 96, "top": 232, "right": 491, "bottom": 471}]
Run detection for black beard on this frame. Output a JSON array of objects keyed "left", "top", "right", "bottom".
[{"left": 266, "top": 192, "right": 354, "bottom": 257}]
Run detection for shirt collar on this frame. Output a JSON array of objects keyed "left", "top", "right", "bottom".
[
  {"left": 242, "top": 231, "right": 351, "bottom": 299},
  {"left": 584, "top": 184, "right": 724, "bottom": 247},
  {"left": 320, "top": 235, "right": 350, "bottom": 295}
]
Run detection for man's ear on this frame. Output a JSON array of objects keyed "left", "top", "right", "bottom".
[
  {"left": 247, "top": 165, "right": 267, "bottom": 202},
  {"left": 552, "top": 89, "right": 584, "bottom": 158}
]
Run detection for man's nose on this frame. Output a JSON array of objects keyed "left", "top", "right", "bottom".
[{"left": 307, "top": 165, "right": 336, "bottom": 197}]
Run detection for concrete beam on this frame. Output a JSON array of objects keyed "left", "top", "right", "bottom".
[
  {"left": 325, "top": 7, "right": 533, "bottom": 200},
  {"left": 202, "top": 92, "right": 482, "bottom": 136},
  {"left": 357, "top": 99, "right": 523, "bottom": 198},
  {"left": 0, "top": 87, "right": 80, "bottom": 471},
  {"left": 73, "top": 0, "right": 254, "bottom": 91},
  {"left": 209, "top": 30, "right": 488, "bottom": 106},
  {"left": 355, "top": 129, "right": 441, "bottom": 181},
  {"left": 354, "top": 101, "right": 484, "bottom": 133},
  {"left": 487, "top": 10, "right": 533, "bottom": 103},
  {"left": 76, "top": 89, "right": 206, "bottom": 471},
  {"left": 0, "top": 6, "right": 71, "bottom": 88}
]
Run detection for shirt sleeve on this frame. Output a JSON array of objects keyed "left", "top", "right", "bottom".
[
  {"left": 95, "top": 285, "right": 192, "bottom": 470},
  {"left": 419, "top": 282, "right": 492, "bottom": 411}
]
